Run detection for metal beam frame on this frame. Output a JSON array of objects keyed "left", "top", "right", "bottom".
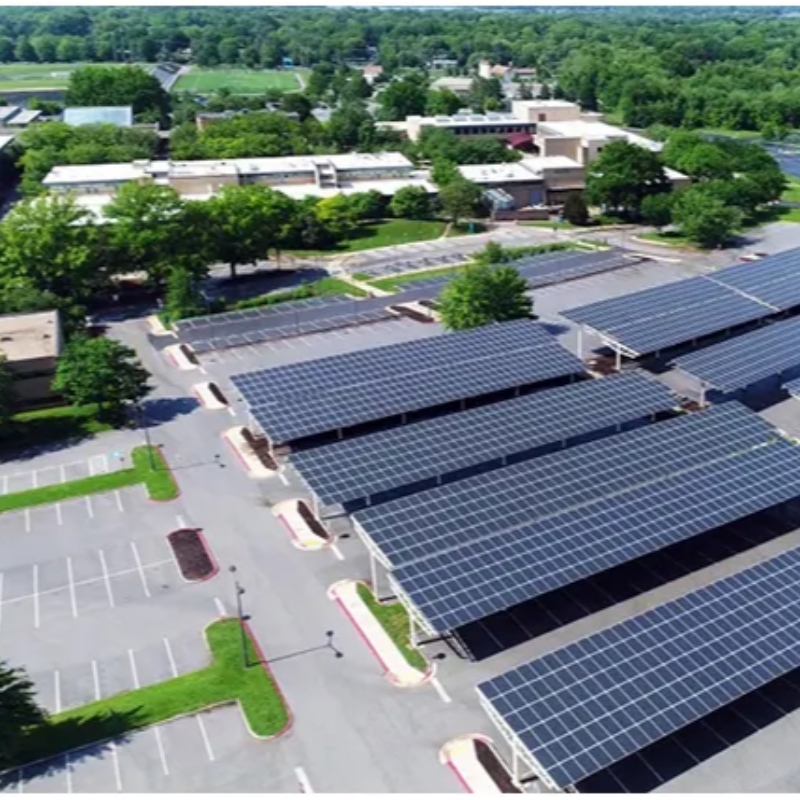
[{"left": 387, "top": 573, "right": 440, "bottom": 639}]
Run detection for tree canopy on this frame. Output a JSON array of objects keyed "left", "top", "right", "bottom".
[{"left": 0, "top": 660, "right": 46, "bottom": 768}]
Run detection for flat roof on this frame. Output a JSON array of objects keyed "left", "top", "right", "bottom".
[
  {"left": 63, "top": 106, "right": 133, "bottom": 127},
  {"left": 458, "top": 162, "right": 543, "bottom": 184},
  {"left": 6, "top": 109, "right": 42, "bottom": 126},
  {"left": 539, "top": 119, "right": 662, "bottom": 151},
  {"left": 0, "top": 310, "right": 60, "bottom": 361},
  {"left": 43, "top": 162, "right": 148, "bottom": 185},
  {"left": 0, "top": 134, "right": 14, "bottom": 152}
]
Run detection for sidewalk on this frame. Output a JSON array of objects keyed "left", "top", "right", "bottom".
[{"left": 328, "top": 579, "right": 430, "bottom": 687}]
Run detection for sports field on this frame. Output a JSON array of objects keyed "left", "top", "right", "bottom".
[
  {"left": 0, "top": 62, "right": 144, "bottom": 91},
  {"left": 173, "top": 67, "right": 304, "bottom": 95}
]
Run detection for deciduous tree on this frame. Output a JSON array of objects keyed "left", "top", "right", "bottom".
[
  {"left": 438, "top": 179, "right": 483, "bottom": 225},
  {"left": 672, "top": 186, "right": 742, "bottom": 248},
  {"left": 389, "top": 185, "right": 432, "bottom": 219}
]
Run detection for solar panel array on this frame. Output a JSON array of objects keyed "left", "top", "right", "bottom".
[
  {"left": 784, "top": 375, "right": 800, "bottom": 396},
  {"left": 176, "top": 295, "right": 394, "bottom": 354},
  {"left": 235, "top": 320, "right": 585, "bottom": 445},
  {"left": 289, "top": 372, "right": 677, "bottom": 508},
  {"left": 477, "top": 545, "right": 800, "bottom": 788},
  {"left": 561, "top": 251, "right": 800, "bottom": 355},
  {"left": 232, "top": 319, "right": 555, "bottom": 405},
  {"left": 355, "top": 403, "right": 776, "bottom": 569},
  {"left": 673, "top": 316, "right": 800, "bottom": 392},
  {"left": 395, "top": 437, "right": 800, "bottom": 632}
]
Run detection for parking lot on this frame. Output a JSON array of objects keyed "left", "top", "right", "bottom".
[{"left": 0, "top": 453, "right": 116, "bottom": 495}]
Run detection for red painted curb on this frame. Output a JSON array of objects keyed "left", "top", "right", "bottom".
[
  {"left": 223, "top": 432, "right": 252, "bottom": 473},
  {"left": 278, "top": 513, "right": 303, "bottom": 546},
  {"left": 444, "top": 757, "right": 474, "bottom": 794},
  {"left": 240, "top": 618, "right": 294, "bottom": 739},
  {"left": 192, "top": 385, "right": 206, "bottom": 408},
  {"left": 332, "top": 587, "right": 393, "bottom": 677},
  {"left": 164, "top": 349, "right": 178, "bottom": 367}
]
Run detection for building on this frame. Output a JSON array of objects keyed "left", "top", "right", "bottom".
[
  {"left": 430, "top": 76, "right": 474, "bottom": 97},
  {"left": 536, "top": 118, "right": 663, "bottom": 164},
  {"left": 361, "top": 65, "right": 384, "bottom": 85},
  {"left": 63, "top": 106, "right": 134, "bottom": 127},
  {"left": 396, "top": 111, "right": 537, "bottom": 143},
  {"left": 0, "top": 311, "right": 62, "bottom": 404},
  {"left": 478, "top": 60, "right": 513, "bottom": 82},
  {"left": 42, "top": 152, "right": 437, "bottom": 219},
  {"left": 0, "top": 107, "right": 42, "bottom": 127}
]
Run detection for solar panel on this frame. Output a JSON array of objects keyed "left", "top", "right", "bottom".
[
  {"left": 395, "top": 435, "right": 800, "bottom": 633},
  {"left": 784, "top": 376, "right": 800, "bottom": 396},
  {"left": 711, "top": 248, "right": 800, "bottom": 310},
  {"left": 477, "top": 545, "right": 800, "bottom": 789},
  {"left": 290, "top": 372, "right": 677, "bottom": 508},
  {"left": 673, "top": 316, "right": 800, "bottom": 392},
  {"left": 232, "top": 319, "right": 557, "bottom": 407},
  {"left": 252, "top": 343, "right": 584, "bottom": 445},
  {"left": 355, "top": 402, "right": 776, "bottom": 568}
]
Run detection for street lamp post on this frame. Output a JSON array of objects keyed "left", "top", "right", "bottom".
[
  {"left": 137, "top": 402, "right": 156, "bottom": 470},
  {"left": 229, "top": 565, "right": 249, "bottom": 668}
]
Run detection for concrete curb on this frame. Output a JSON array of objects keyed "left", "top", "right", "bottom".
[
  {"left": 222, "top": 427, "right": 275, "bottom": 478},
  {"left": 273, "top": 500, "right": 330, "bottom": 552},
  {"left": 439, "top": 734, "right": 505, "bottom": 794},
  {"left": 328, "top": 579, "right": 432, "bottom": 688},
  {"left": 167, "top": 528, "right": 220, "bottom": 584},
  {"left": 145, "top": 315, "right": 176, "bottom": 337},
  {"left": 193, "top": 382, "right": 227, "bottom": 410},
  {"left": 164, "top": 344, "right": 197, "bottom": 371}
]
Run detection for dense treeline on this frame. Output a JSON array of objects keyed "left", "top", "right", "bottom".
[{"left": 0, "top": 8, "right": 799, "bottom": 131}]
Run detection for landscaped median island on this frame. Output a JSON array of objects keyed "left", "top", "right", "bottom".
[
  {"left": 5, "top": 619, "right": 289, "bottom": 770},
  {"left": 0, "top": 445, "right": 178, "bottom": 514},
  {"left": 356, "top": 583, "right": 428, "bottom": 672}
]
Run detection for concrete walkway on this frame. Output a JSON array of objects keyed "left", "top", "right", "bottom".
[{"left": 328, "top": 579, "right": 430, "bottom": 688}]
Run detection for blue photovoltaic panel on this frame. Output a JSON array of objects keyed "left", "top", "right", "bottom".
[
  {"left": 290, "top": 372, "right": 676, "bottom": 507},
  {"left": 711, "top": 248, "right": 800, "bottom": 310},
  {"left": 477, "top": 545, "right": 800, "bottom": 789},
  {"left": 392, "top": 420, "right": 800, "bottom": 632},
  {"left": 252, "top": 342, "right": 584, "bottom": 444},
  {"left": 784, "top": 376, "right": 800, "bottom": 396},
  {"left": 232, "top": 319, "right": 554, "bottom": 406},
  {"left": 674, "top": 316, "right": 800, "bottom": 392},
  {"left": 356, "top": 403, "right": 776, "bottom": 567}
]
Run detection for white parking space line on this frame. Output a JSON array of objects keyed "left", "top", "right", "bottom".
[
  {"left": 130, "top": 542, "right": 151, "bottom": 598},
  {"left": 295, "top": 766, "right": 314, "bottom": 793},
  {"left": 32, "top": 564, "right": 39, "bottom": 628},
  {"left": 54, "top": 670, "right": 62, "bottom": 713},
  {"left": 431, "top": 677, "right": 451, "bottom": 704},
  {"left": 16, "top": 768, "right": 22, "bottom": 793},
  {"left": 92, "top": 660, "right": 101, "bottom": 701},
  {"left": 278, "top": 471, "right": 289, "bottom": 486},
  {"left": 66, "top": 557, "right": 78, "bottom": 617},
  {"left": 31, "top": 470, "right": 37, "bottom": 489},
  {"left": 24, "top": 509, "right": 30, "bottom": 533},
  {"left": 163, "top": 637, "right": 179, "bottom": 678},
  {"left": 196, "top": 715, "right": 215, "bottom": 762},
  {"left": 85, "top": 496, "right": 94, "bottom": 519},
  {"left": 110, "top": 742, "right": 123, "bottom": 791},
  {"left": 64, "top": 753, "right": 72, "bottom": 793},
  {"left": 98, "top": 550, "right": 115, "bottom": 608},
  {"left": 2, "top": 474, "right": 7, "bottom": 494},
  {"left": 330, "top": 544, "right": 345, "bottom": 561},
  {"left": 0, "top": 572, "right": 4, "bottom": 635},
  {"left": 60, "top": 464, "right": 66, "bottom": 483},
  {"left": 128, "top": 649, "right": 140, "bottom": 689},
  {"left": 214, "top": 597, "right": 226, "bottom": 617},
  {"left": 176, "top": 515, "right": 186, "bottom": 529},
  {"left": 55, "top": 503, "right": 63, "bottom": 526},
  {"left": 153, "top": 727, "right": 169, "bottom": 775},
  {"left": 115, "top": 491, "right": 124, "bottom": 512}
]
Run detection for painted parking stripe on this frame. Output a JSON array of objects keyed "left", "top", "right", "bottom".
[
  {"left": 431, "top": 676, "right": 451, "bottom": 704},
  {"left": 115, "top": 491, "right": 124, "bottom": 512},
  {"left": 60, "top": 464, "right": 66, "bottom": 483},
  {"left": 154, "top": 726, "right": 169, "bottom": 775},
  {"left": 24, "top": 509, "right": 30, "bottom": 533},
  {"left": 54, "top": 670, "right": 62, "bottom": 713},
  {"left": 66, "top": 557, "right": 77, "bottom": 618},
  {"left": 92, "top": 659, "right": 101, "bottom": 701},
  {"left": 64, "top": 753, "right": 72, "bottom": 794},
  {"left": 130, "top": 542, "right": 151, "bottom": 598},
  {"left": 32, "top": 564, "right": 39, "bottom": 628},
  {"left": 196, "top": 715, "right": 215, "bottom": 762},
  {"left": 128, "top": 649, "right": 140, "bottom": 689},
  {"left": 110, "top": 742, "right": 123, "bottom": 791},
  {"left": 98, "top": 550, "right": 115, "bottom": 608},
  {"left": 295, "top": 766, "right": 314, "bottom": 793},
  {"left": 163, "top": 637, "right": 178, "bottom": 678},
  {"left": 214, "top": 597, "right": 226, "bottom": 617},
  {"left": 0, "top": 572, "right": 3, "bottom": 636},
  {"left": 85, "top": 496, "right": 94, "bottom": 519},
  {"left": 55, "top": 503, "right": 63, "bottom": 526}
]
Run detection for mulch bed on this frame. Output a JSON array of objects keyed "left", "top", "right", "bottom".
[
  {"left": 168, "top": 529, "right": 216, "bottom": 581},
  {"left": 586, "top": 355, "right": 620, "bottom": 375},
  {"left": 297, "top": 500, "right": 330, "bottom": 541},
  {"left": 208, "top": 382, "right": 228, "bottom": 406},
  {"left": 474, "top": 739, "right": 522, "bottom": 794},
  {"left": 242, "top": 427, "right": 278, "bottom": 470},
  {"left": 179, "top": 344, "right": 199, "bottom": 365}
]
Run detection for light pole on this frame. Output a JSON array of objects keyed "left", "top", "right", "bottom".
[
  {"left": 229, "top": 565, "right": 249, "bottom": 668},
  {"left": 137, "top": 402, "right": 156, "bottom": 470}
]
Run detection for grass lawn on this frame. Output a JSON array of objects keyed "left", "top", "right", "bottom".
[
  {"left": 776, "top": 206, "right": 800, "bottom": 223},
  {"left": 173, "top": 67, "right": 303, "bottom": 95},
  {"left": 232, "top": 276, "right": 365, "bottom": 311},
  {"left": 0, "top": 445, "right": 176, "bottom": 513},
  {"left": 522, "top": 219, "right": 580, "bottom": 230},
  {"left": 696, "top": 127, "right": 762, "bottom": 140},
  {"left": 9, "top": 619, "right": 287, "bottom": 769},
  {"left": 286, "top": 219, "right": 446, "bottom": 257},
  {"left": 637, "top": 231, "right": 702, "bottom": 249},
  {"left": 1, "top": 403, "right": 113, "bottom": 448},
  {"left": 782, "top": 177, "right": 800, "bottom": 203},
  {"left": 0, "top": 62, "right": 148, "bottom": 91},
  {"left": 356, "top": 583, "right": 427, "bottom": 671}
]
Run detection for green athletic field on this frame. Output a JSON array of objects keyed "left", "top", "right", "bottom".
[
  {"left": 173, "top": 68, "right": 303, "bottom": 95},
  {"left": 0, "top": 62, "right": 142, "bottom": 91}
]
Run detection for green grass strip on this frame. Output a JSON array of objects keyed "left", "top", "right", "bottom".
[
  {"left": 369, "top": 263, "right": 469, "bottom": 292},
  {"left": 356, "top": 583, "right": 428, "bottom": 671},
  {"left": 8, "top": 620, "right": 288, "bottom": 769},
  {"left": 0, "top": 446, "right": 177, "bottom": 513}
]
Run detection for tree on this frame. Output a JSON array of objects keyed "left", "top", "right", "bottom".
[
  {"left": 425, "top": 89, "right": 462, "bottom": 117},
  {"left": 66, "top": 65, "right": 170, "bottom": 121},
  {"left": 389, "top": 185, "right": 432, "bottom": 219},
  {"left": 0, "top": 660, "right": 46, "bottom": 766},
  {"left": 438, "top": 179, "right": 483, "bottom": 224},
  {"left": 430, "top": 158, "right": 462, "bottom": 187},
  {"left": 206, "top": 185, "right": 295, "bottom": 278},
  {"left": 377, "top": 74, "right": 428, "bottom": 120},
  {"left": 14, "top": 37, "right": 36, "bottom": 63},
  {"left": 641, "top": 192, "right": 674, "bottom": 229},
  {"left": 53, "top": 337, "right": 151, "bottom": 418},
  {"left": 0, "top": 356, "right": 14, "bottom": 435},
  {"left": 562, "top": 192, "right": 589, "bottom": 225},
  {"left": 0, "top": 196, "right": 101, "bottom": 312},
  {"left": 165, "top": 267, "right": 205, "bottom": 321},
  {"left": 438, "top": 264, "right": 533, "bottom": 331},
  {"left": 349, "top": 190, "right": 387, "bottom": 221},
  {"left": 672, "top": 187, "right": 743, "bottom": 248},
  {"left": 104, "top": 183, "right": 208, "bottom": 286},
  {"left": 279, "top": 93, "right": 313, "bottom": 122},
  {"left": 315, "top": 195, "right": 359, "bottom": 239},
  {"left": 585, "top": 140, "right": 668, "bottom": 216},
  {"left": 469, "top": 76, "right": 503, "bottom": 112}
]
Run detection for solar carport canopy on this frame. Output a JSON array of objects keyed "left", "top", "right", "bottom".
[
  {"left": 673, "top": 316, "right": 800, "bottom": 392},
  {"left": 561, "top": 250, "right": 800, "bottom": 356},
  {"left": 290, "top": 372, "right": 676, "bottom": 508},
  {"left": 477, "top": 545, "right": 800, "bottom": 789},
  {"left": 235, "top": 321, "right": 586, "bottom": 445},
  {"left": 784, "top": 376, "right": 800, "bottom": 396},
  {"left": 384, "top": 403, "right": 800, "bottom": 632},
  {"left": 356, "top": 402, "right": 773, "bottom": 570}
]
